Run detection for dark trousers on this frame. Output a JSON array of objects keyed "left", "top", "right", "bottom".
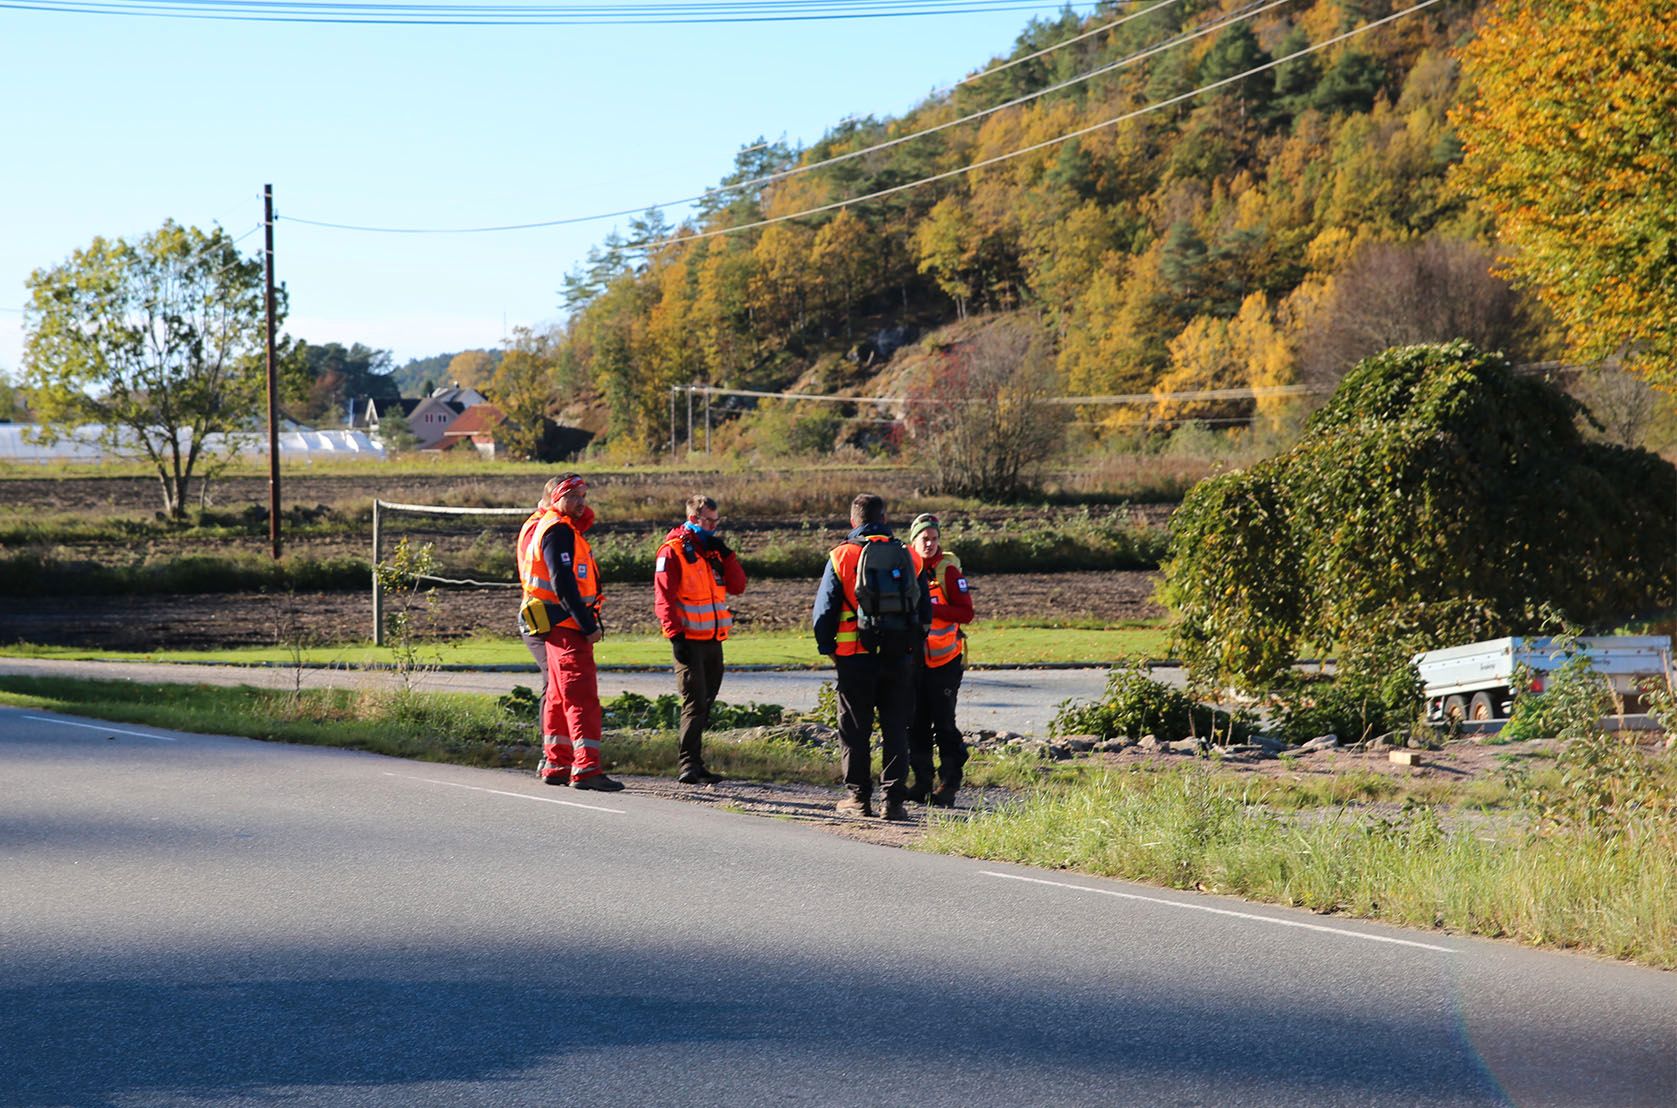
[
  {"left": 834, "top": 650, "right": 916, "bottom": 802},
  {"left": 910, "top": 657, "right": 967, "bottom": 791},
  {"left": 673, "top": 636, "right": 725, "bottom": 773}
]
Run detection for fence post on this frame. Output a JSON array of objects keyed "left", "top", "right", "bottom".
[{"left": 372, "top": 498, "right": 384, "bottom": 646}]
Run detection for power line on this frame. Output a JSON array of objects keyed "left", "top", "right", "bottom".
[
  {"left": 641, "top": 0, "right": 1449, "bottom": 250},
  {"left": 0, "top": 0, "right": 1088, "bottom": 23},
  {"left": 945, "top": 0, "right": 1187, "bottom": 93},
  {"left": 283, "top": 0, "right": 1279, "bottom": 234}
]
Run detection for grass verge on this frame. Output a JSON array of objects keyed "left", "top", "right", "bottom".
[
  {"left": 0, "top": 622, "right": 1169, "bottom": 669},
  {"left": 0, "top": 674, "right": 837, "bottom": 783},
  {"left": 920, "top": 767, "right": 1677, "bottom": 968}
]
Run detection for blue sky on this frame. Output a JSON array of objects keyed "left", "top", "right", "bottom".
[{"left": 0, "top": 4, "right": 1089, "bottom": 376}]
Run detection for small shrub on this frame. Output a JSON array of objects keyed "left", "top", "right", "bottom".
[{"left": 1050, "top": 663, "right": 1250, "bottom": 744}]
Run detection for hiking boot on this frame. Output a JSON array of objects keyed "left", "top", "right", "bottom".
[
  {"left": 537, "top": 760, "right": 569, "bottom": 786},
  {"left": 572, "top": 774, "right": 626, "bottom": 792},
  {"left": 698, "top": 768, "right": 724, "bottom": 784},
  {"left": 903, "top": 781, "right": 932, "bottom": 804},
  {"left": 835, "top": 795, "right": 874, "bottom": 818},
  {"left": 880, "top": 800, "right": 910, "bottom": 822},
  {"left": 679, "top": 767, "right": 725, "bottom": 785},
  {"left": 928, "top": 784, "right": 959, "bottom": 808}
]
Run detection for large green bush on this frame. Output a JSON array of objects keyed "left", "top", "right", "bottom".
[{"left": 1163, "top": 342, "right": 1677, "bottom": 695}]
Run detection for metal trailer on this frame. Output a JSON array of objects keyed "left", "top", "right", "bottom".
[{"left": 1413, "top": 635, "right": 1673, "bottom": 723}]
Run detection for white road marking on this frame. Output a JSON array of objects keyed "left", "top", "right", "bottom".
[
  {"left": 386, "top": 772, "right": 627, "bottom": 815},
  {"left": 23, "top": 715, "right": 178, "bottom": 742},
  {"left": 981, "top": 870, "right": 1457, "bottom": 953}
]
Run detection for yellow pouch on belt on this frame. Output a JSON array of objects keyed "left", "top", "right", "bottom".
[{"left": 519, "top": 596, "right": 552, "bottom": 637}]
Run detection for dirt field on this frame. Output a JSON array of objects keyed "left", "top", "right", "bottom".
[
  {"left": 0, "top": 570, "right": 1166, "bottom": 648},
  {"left": 1, "top": 470, "right": 1173, "bottom": 647}
]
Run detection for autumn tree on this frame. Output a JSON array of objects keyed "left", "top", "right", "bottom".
[
  {"left": 1297, "top": 236, "right": 1551, "bottom": 387},
  {"left": 809, "top": 209, "right": 876, "bottom": 330},
  {"left": 905, "top": 320, "right": 1067, "bottom": 499},
  {"left": 1452, "top": 0, "right": 1677, "bottom": 386},
  {"left": 445, "top": 349, "right": 497, "bottom": 390},
  {"left": 22, "top": 221, "right": 279, "bottom": 518},
  {"left": 487, "top": 326, "right": 558, "bottom": 460}
]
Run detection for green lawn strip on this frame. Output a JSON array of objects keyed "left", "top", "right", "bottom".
[
  {"left": 918, "top": 767, "right": 1677, "bottom": 968},
  {"left": 0, "top": 622, "right": 1169, "bottom": 669}
]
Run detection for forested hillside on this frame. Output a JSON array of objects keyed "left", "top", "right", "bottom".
[{"left": 550, "top": 0, "right": 1549, "bottom": 454}]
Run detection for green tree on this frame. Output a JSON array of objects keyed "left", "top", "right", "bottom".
[
  {"left": 288, "top": 341, "right": 398, "bottom": 425},
  {"left": 22, "top": 220, "right": 279, "bottom": 517},
  {"left": 1451, "top": 0, "right": 1677, "bottom": 386},
  {"left": 0, "top": 371, "right": 26, "bottom": 421},
  {"left": 1163, "top": 342, "right": 1677, "bottom": 694}
]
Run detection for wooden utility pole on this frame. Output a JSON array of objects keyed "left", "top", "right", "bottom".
[{"left": 263, "top": 184, "right": 282, "bottom": 559}]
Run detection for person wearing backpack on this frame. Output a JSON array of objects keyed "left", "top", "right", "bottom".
[
  {"left": 811, "top": 493, "right": 932, "bottom": 821},
  {"left": 905, "top": 513, "right": 974, "bottom": 808}
]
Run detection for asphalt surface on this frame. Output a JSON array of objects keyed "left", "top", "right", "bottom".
[
  {"left": 3, "top": 708, "right": 1674, "bottom": 1106},
  {"left": 0, "top": 657, "right": 1138, "bottom": 737}
]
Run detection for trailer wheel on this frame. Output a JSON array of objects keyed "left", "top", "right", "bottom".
[
  {"left": 1443, "top": 695, "right": 1468, "bottom": 722},
  {"left": 1468, "top": 692, "right": 1497, "bottom": 721}
]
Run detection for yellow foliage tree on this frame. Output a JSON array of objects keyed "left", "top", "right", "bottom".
[
  {"left": 809, "top": 209, "right": 876, "bottom": 328},
  {"left": 1451, "top": 0, "right": 1677, "bottom": 385},
  {"left": 1154, "top": 293, "right": 1294, "bottom": 425}
]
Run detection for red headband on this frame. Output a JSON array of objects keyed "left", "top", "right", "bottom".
[{"left": 556, "top": 476, "right": 588, "bottom": 497}]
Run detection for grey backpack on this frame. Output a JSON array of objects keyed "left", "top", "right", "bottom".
[{"left": 851, "top": 538, "right": 923, "bottom": 653}]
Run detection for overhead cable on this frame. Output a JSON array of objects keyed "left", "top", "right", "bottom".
[
  {"left": 0, "top": 0, "right": 1088, "bottom": 23},
  {"left": 284, "top": 0, "right": 1289, "bottom": 233},
  {"left": 639, "top": 0, "right": 1448, "bottom": 250}
]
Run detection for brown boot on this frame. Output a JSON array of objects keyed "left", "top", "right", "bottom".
[
  {"left": 880, "top": 800, "right": 910, "bottom": 822},
  {"left": 835, "top": 795, "right": 874, "bottom": 818},
  {"left": 928, "top": 783, "right": 959, "bottom": 808}
]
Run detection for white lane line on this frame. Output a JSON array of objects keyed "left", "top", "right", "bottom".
[
  {"left": 385, "top": 773, "right": 627, "bottom": 815},
  {"left": 23, "top": 715, "right": 179, "bottom": 742},
  {"left": 980, "top": 870, "right": 1457, "bottom": 953}
]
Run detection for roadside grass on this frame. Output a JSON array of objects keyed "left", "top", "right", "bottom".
[
  {"left": 7, "top": 670, "right": 1670, "bottom": 964},
  {"left": 0, "top": 674, "right": 837, "bottom": 783},
  {"left": 920, "top": 767, "right": 1677, "bottom": 968},
  {"left": 0, "top": 622, "right": 1171, "bottom": 668}
]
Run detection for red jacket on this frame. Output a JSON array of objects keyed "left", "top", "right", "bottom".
[{"left": 654, "top": 523, "right": 747, "bottom": 639}]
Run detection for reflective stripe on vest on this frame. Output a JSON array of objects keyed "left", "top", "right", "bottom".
[
  {"left": 662, "top": 538, "right": 732, "bottom": 641},
  {"left": 828, "top": 537, "right": 890, "bottom": 656},
  {"left": 518, "top": 509, "right": 560, "bottom": 603},
  {"left": 923, "top": 550, "right": 964, "bottom": 668},
  {"left": 523, "top": 512, "right": 599, "bottom": 631}
]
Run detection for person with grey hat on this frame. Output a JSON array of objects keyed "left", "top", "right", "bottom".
[{"left": 906, "top": 512, "right": 974, "bottom": 807}]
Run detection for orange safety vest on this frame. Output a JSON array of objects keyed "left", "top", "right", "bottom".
[
  {"left": 519, "top": 510, "right": 600, "bottom": 632},
  {"left": 659, "top": 536, "right": 733, "bottom": 641},
  {"left": 919, "top": 549, "right": 966, "bottom": 668},
  {"left": 827, "top": 536, "right": 894, "bottom": 657}
]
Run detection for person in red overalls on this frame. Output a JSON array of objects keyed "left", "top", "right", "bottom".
[
  {"left": 516, "top": 476, "right": 565, "bottom": 737},
  {"left": 906, "top": 513, "right": 975, "bottom": 808},
  {"left": 654, "top": 493, "right": 747, "bottom": 785},
  {"left": 516, "top": 474, "right": 624, "bottom": 792}
]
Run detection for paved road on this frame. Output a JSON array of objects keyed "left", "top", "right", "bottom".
[
  {"left": 3, "top": 708, "right": 1672, "bottom": 1106},
  {"left": 0, "top": 657, "right": 1140, "bottom": 737}
]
